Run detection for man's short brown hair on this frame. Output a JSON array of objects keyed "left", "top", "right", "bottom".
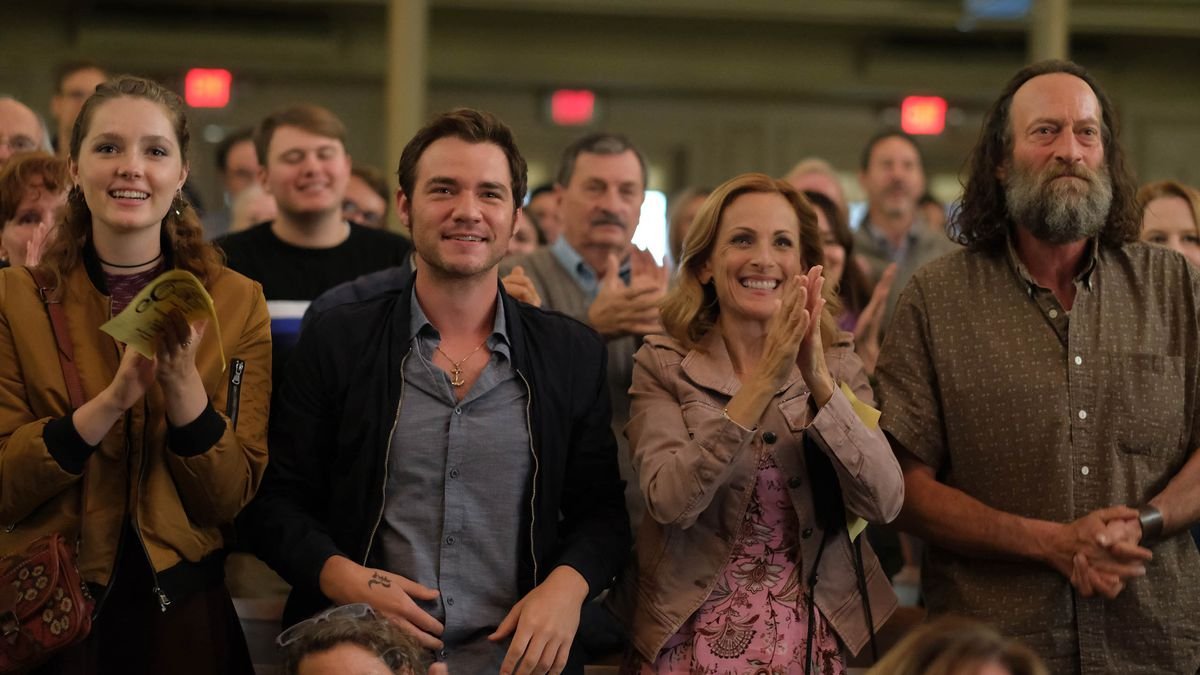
[
  {"left": 396, "top": 108, "right": 527, "bottom": 210},
  {"left": 254, "top": 104, "right": 347, "bottom": 165}
]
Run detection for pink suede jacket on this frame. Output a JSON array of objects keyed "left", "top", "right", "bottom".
[{"left": 613, "top": 328, "right": 904, "bottom": 661}]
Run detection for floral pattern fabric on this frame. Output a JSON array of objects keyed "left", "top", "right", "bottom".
[{"left": 633, "top": 452, "right": 845, "bottom": 675}]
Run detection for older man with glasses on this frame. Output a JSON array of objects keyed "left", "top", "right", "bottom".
[{"left": 0, "top": 97, "right": 46, "bottom": 167}]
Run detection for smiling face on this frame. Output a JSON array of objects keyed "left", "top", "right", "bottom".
[
  {"left": 1142, "top": 195, "right": 1200, "bottom": 267},
  {"left": 1, "top": 176, "right": 66, "bottom": 266},
  {"left": 698, "top": 191, "right": 803, "bottom": 325},
  {"left": 262, "top": 125, "right": 351, "bottom": 220},
  {"left": 400, "top": 136, "right": 516, "bottom": 280},
  {"left": 70, "top": 96, "right": 188, "bottom": 238}
]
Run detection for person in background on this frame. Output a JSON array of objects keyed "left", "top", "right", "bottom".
[
  {"left": 506, "top": 209, "right": 545, "bottom": 258},
  {"left": 279, "top": 604, "right": 448, "bottom": 675},
  {"left": 665, "top": 186, "right": 709, "bottom": 269},
  {"left": 217, "top": 104, "right": 411, "bottom": 386},
  {"left": 618, "top": 173, "right": 902, "bottom": 674},
  {"left": 865, "top": 616, "right": 1048, "bottom": 675},
  {"left": 48, "top": 60, "right": 108, "bottom": 158},
  {"left": 854, "top": 130, "right": 958, "bottom": 329},
  {"left": 0, "top": 151, "right": 67, "bottom": 268},
  {"left": 0, "top": 96, "right": 47, "bottom": 167},
  {"left": 525, "top": 182, "right": 562, "bottom": 244},
  {"left": 227, "top": 182, "right": 279, "bottom": 235},
  {"left": 919, "top": 192, "right": 948, "bottom": 236},
  {"left": 1138, "top": 179, "right": 1200, "bottom": 268},
  {"left": 784, "top": 157, "right": 849, "bottom": 222},
  {"left": 202, "top": 127, "right": 260, "bottom": 239},
  {"left": 344, "top": 163, "right": 391, "bottom": 229},
  {"left": 805, "top": 190, "right": 895, "bottom": 376},
  {"left": 0, "top": 75, "right": 271, "bottom": 674}
]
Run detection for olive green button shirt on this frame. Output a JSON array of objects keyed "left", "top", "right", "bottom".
[{"left": 876, "top": 237, "right": 1200, "bottom": 674}]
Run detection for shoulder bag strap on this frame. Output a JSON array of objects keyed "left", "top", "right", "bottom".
[{"left": 27, "top": 268, "right": 87, "bottom": 409}]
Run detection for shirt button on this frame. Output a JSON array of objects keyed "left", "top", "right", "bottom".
[
  {"left": 1074, "top": 355, "right": 1083, "bottom": 365},
  {"left": 439, "top": 650, "right": 447, "bottom": 659},
  {"left": 1081, "top": 466, "right": 1090, "bottom": 476},
  {"left": 454, "top": 407, "right": 462, "bottom": 415},
  {"left": 1078, "top": 409, "right": 1087, "bottom": 420},
  {"left": 449, "top": 468, "right": 460, "bottom": 479},
  {"left": 788, "top": 477, "right": 803, "bottom": 489},
  {"left": 762, "top": 431, "right": 778, "bottom": 444},
  {"left": 445, "top": 536, "right": 455, "bottom": 545},
  {"left": 446, "top": 597, "right": 454, "bottom": 606},
  {"left": 1048, "top": 309, "right": 1059, "bottom": 318}
]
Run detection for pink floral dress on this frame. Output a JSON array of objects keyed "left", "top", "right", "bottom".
[{"left": 634, "top": 452, "right": 846, "bottom": 675}]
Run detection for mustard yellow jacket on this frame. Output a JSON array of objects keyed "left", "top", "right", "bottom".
[{"left": 0, "top": 260, "right": 270, "bottom": 599}]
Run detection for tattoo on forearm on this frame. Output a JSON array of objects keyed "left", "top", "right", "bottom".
[{"left": 368, "top": 572, "right": 392, "bottom": 590}]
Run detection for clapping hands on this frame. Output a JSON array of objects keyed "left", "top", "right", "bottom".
[{"left": 755, "top": 265, "right": 834, "bottom": 406}]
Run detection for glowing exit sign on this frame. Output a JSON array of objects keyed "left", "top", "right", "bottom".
[
  {"left": 550, "top": 89, "right": 596, "bottom": 126},
  {"left": 185, "top": 69, "right": 232, "bottom": 108},
  {"left": 901, "top": 95, "right": 947, "bottom": 135}
]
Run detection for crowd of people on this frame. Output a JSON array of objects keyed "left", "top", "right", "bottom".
[{"left": 1, "top": 55, "right": 1200, "bottom": 675}]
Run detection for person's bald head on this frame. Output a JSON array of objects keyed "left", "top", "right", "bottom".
[
  {"left": 784, "top": 157, "right": 848, "bottom": 219},
  {"left": 0, "top": 98, "right": 44, "bottom": 167}
]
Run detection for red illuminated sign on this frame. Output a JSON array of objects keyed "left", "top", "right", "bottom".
[
  {"left": 550, "top": 89, "right": 595, "bottom": 126},
  {"left": 185, "top": 69, "right": 232, "bottom": 108},
  {"left": 901, "top": 95, "right": 947, "bottom": 135}
]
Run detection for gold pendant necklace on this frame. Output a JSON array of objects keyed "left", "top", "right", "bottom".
[{"left": 435, "top": 338, "right": 489, "bottom": 387}]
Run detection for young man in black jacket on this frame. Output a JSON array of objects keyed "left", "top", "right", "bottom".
[{"left": 240, "top": 109, "right": 630, "bottom": 675}]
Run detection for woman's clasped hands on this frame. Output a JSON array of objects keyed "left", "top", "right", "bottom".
[{"left": 756, "top": 265, "right": 835, "bottom": 407}]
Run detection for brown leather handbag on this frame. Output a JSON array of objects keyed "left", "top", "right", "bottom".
[{"left": 0, "top": 269, "right": 96, "bottom": 672}]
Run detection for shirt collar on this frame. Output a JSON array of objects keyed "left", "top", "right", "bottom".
[
  {"left": 861, "top": 218, "right": 920, "bottom": 263},
  {"left": 550, "top": 236, "right": 632, "bottom": 298},
  {"left": 1004, "top": 231, "right": 1100, "bottom": 296},
  {"left": 409, "top": 285, "right": 511, "bottom": 358}
]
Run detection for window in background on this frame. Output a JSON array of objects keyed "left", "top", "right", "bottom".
[{"left": 632, "top": 190, "right": 667, "bottom": 264}]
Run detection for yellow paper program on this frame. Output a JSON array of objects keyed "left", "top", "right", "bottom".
[{"left": 100, "top": 269, "right": 224, "bottom": 367}]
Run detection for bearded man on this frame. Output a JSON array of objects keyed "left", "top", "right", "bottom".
[{"left": 875, "top": 60, "right": 1200, "bottom": 674}]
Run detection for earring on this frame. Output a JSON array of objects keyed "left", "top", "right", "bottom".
[
  {"left": 68, "top": 186, "right": 85, "bottom": 203},
  {"left": 172, "top": 190, "right": 186, "bottom": 217}
]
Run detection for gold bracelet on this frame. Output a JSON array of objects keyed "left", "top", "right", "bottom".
[{"left": 722, "top": 407, "right": 757, "bottom": 433}]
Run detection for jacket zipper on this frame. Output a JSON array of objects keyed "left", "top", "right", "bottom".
[
  {"left": 516, "top": 369, "right": 539, "bottom": 585},
  {"left": 362, "top": 351, "right": 410, "bottom": 564},
  {"left": 131, "top": 397, "right": 170, "bottom": 612}
]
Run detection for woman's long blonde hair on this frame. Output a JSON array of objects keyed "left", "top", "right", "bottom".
[
  {"left": 37, "top": 76, "right": 223, "bottom": 298},
  {"left": 661, "top": 172, "right": 840, "bottom": 349}
]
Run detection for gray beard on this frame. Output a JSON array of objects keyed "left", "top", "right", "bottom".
[{"left": 1004, "top": 163, "right": 1113, "bottom": 244}]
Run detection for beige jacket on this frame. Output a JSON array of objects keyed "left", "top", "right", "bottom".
[
  {"left": 614, "top": 328, "right": 903, "bottom": 660},
  {"left": 0, "top": 262, "right": 271, "bottom": 596}
]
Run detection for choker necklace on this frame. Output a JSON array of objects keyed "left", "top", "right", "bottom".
[
  {"left": 97, "top": 251, "right": 163, "bottom": 269},
  {"left": 435, "top": 338, "right": 489, "bottom": 387}
]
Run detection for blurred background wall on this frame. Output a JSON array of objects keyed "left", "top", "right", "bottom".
[{"left": 3, "top": 0, "right": 1198, "bottom": 225}]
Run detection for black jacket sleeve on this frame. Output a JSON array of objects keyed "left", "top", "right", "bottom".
[
  {"left": 236, "top": 311, "right": 347, "bottom": 597},
  {"left": 552, "top": 331, "right": 632, "bottom": 600}
]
